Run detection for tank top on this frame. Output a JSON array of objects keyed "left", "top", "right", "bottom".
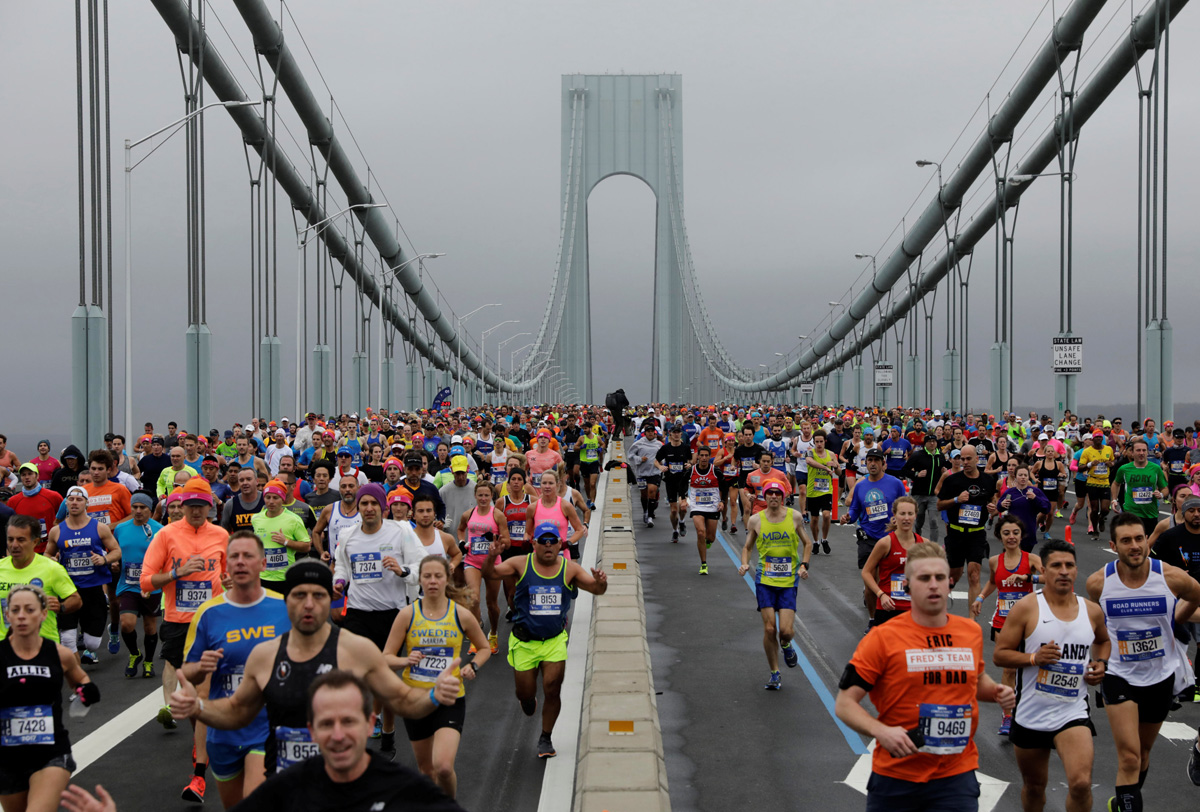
[
  {"left": 58, "top": 517, "right": 109, "bottom": 588},
  {"left": 512, "top": 555, "right": 575, "bottom": 639},
  {"left": 117, "top": 454, "right": 135, "bottom": 476},
  {"left": 991, "top": 550, "right": 1034, "bottom": 630},
  {"left": 466, "top": 505, "right": 499, "bottom": 558},
  {"left": 855, "top": 444, "right": 871, "bottom": 476},
  {"left": 755, "top": 508, "right": 801, "bottom": 588},
  {"left": 875, "top": 532, "right": 924, "bottom": 610},
  {"left": 489, "top": 451, "right": 509, "bottom": 485},
  {"left": 719, "top": 452, "right": 739, "bottom": 480},
  {"left": 416, "top": 528, "right": 447, "bottom": 559},
  {"left": 0, "top": 637, "right": 70, "bottom": 762},
  {"left": 503, "top": 496, "right": 532, "bottom": 549},
  {"left": 1099, "top": 558, "right": 1187, "bottom": 687},
  {"left": 1013, "top": 594, "right": 1094, "bottom": 732},
  {"left": 327, "top": 504, "right": 362, "bottom": 559},
  {"left": 687, "top": 464, "right": 721, "bottom": 513},
  {"left": 229, "top": 494, "right": 264, "bottom": 534},
  {"left": 532, "top": 497, "right": 570, "bottom": 544},
  {"left": 264, "top": 626, "right": 340, "bottom": 774},
  {"left": 1036, "top": 462, "right": 1061, "bottom": 496},
  {"left": 400, "top": 599, "right": 464, "bottom": 697}
]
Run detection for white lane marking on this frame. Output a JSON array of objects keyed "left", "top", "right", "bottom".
[
  {"left": 537, "top": 457, "right": 609, "bottom": 812},
  {"left": 1159, "top": 721, "right": 1198, "bottom": 741},
  {"left": 73, "top": 689, "right": 163, "bottom": 775},
  {"left": 842, "top": 742, "right": 1009, "bottom": 811}
]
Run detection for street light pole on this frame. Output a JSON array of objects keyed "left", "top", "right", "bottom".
[
  {"left": 481, "top": 319, "right": 520, "bottom": 403},
  {"left": 124, "top": 100, "right": 258, "bottom": 439},
  {"left": 497, "top": 332, "right": 530, "bottom": 406},
  {"left": 456, "top": 302, "right": 500, "bottom": 407}
]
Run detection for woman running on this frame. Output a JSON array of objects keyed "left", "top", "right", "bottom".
[
  {"left": 971, "top": 515, "right": 1042, "bottom": 736},
  {"left": 995, "top": 464, "right": 1051, "bottom": 552},
  {"left": 499, "top": 469, "right": 533, "bottom": 617},
  {"left": 388, "top": 490, "right": 414, "bottom": 525},
  {"left": 0, "top": 584, "right": 99, "bottom": 812},
  {"left": 860, "top": 495, "right": 923, "bottom": 627},
  {"left": 553, "top": 462, "right": 590, "bottom": 556},
  {"left": 715, "top": 435, "right": 740, "bottom": 531},
  {"left": 383, "top": 556, "right": 489, "bottom": 800},
  {"left": 456, "top": 480, "right": 509, "bottom": 654},
  {"left": 531, "top": 470, "right": 586, "bottom": 563},
  {"left": 1031, "top": 446, "right": 1068, "bottom": 540}
]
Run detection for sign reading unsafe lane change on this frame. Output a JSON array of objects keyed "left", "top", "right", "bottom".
[{"left": 1052, "top": 336, "right": 1083, "bottom": 374}]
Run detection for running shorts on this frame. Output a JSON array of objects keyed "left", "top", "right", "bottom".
[
  {"left": 0, "top": 753, "right": 76, "bottom": 795},
  {"left": 507, "top": 630, "right": 568, "bottom": 672},
  {"left": 754, "top": 582, "right": 797, "bottom": 612},
  {"left": 1101, "top": 673, "right": 1175, "bottom": 724},
  {"left": 340, "top": 607, "right": 400, "bottom": 650},
  {"left": 403, "top": 697, "right": 467, "bottom": 742},
  {"left": 945, "top": 528, "right": 989, "bottom": 569},
  {"left": 208, "top": 742, "right": 265, "bottom": 782},
  {"left": 118, "top": 591, "right": 162, "bottom": 617},
  {"left": 1007, "top": 716, "right": 1094, "bottom": 750},
  {"left": 807, "top": 494, "right": 833, "bottom": 515},
  {"left": 159, "top": 620, "right": 191, "bottom": 668}
]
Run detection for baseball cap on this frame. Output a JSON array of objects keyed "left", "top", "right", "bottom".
[
  {"left": 865, "top": 447, "right": 885, "bottom": 460},
  {"left": 179, "top": 477, "right": 214, "bottom": 506},
  {"left": 1038, "top": 433, "right": 1049, "bottom": 441},
  {"left": 18, "top": 462, "right": 38, "bottom": 475},
  {"left": 282, "top": 560, "right": 333, "bottom": 597},
  {"left": 533, "top": 521, "right": 562, "bottom": 542},
  {"left": 224, "top": 430, "right": 234, "bottom": 439},
  {"left": 450, "top": 456, "right": 469, "bottom": 473},
  {"left": 274, "top": 429, "right": 286, "bottom": 437},
  {"left": 336, "top": 447, "right": 353, "bottom": 457}
]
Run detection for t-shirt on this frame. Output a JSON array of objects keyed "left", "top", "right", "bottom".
[
  {"left": 847, "top": 475, "right": 908, "bottom": 541},
  {"left": 1153, "top": 525, "right": 1200, "bottom": 580},
  {"left": 880, "top": 438, "right": 913, "bottom": 472},
  {"left": 7, "top": 488, "right": 63, "bottom": 546},
  {"left": 228, "top": 752, "right": 466, "bottom": 812},
  {"left": 111, "top": 519, "right": 164, "bottom": 596},
  {"left": 655, "top": 443, "right": 692, "bottom": 479},
  {"left": 1111, "top": 463, "right": 1168, "bottom": 518},
  {"left": 0, "top": 555, "right": 78, "bottom": 642},
  {"left": 140, "top": 520, "right": 229, "bottom": 624},
  {"left": 251, "top": 510, "right": 311, "bottom": 581},
  {"left": 84, "top": 481, "right": 131, "bottom": 526},
  {"left": 1079, "top": 445, "right": 1115, "bottom": 487},
  {"left": 938, "top": 472, "right": 997, "bottom": 532},
  {"left": 847, "top": 612, "right": 984, "bottom": 783}
]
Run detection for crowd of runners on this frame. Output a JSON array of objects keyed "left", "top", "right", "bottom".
[{"left": 1, "top": 401, "right": 1200, "bottom": 811}]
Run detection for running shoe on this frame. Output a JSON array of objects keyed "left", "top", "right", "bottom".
[
  {"left": 1043, "top": 532, "right": 1052, "bottom": 541},
  {"left": 706, "top": 539, "right": 713, "bottom": 550},
  {"left": 721, "top": 517, "right": 728, "bottom": 531},
  {"left": 371, "top": 717, "right": 382, "bottom": 739},
  {"left": 998, "top": 714, "right": 1012, "bottom": 735},
  {"left": 107, "top": 625, "right": 120, "bottom": 655},
  {"left": 821, "top": 540, "right": 831, "bottom": 555},
  {"left": 143, "top": 661, "right": 156, "bottom": 679},
  {"left": 1098, "top": 516, "right": 1107, "bottom": 533},
  {"left": 537, "top": 733, "right": 556, "bottom": 759},
  {"left": 1056, "top": 510, "right": 1064, "bottom": 518},
  {"left": 672, "top": 531, "right": 679, "bottom": 543},
  {"left": 678, "top": 522, "right": 686, "bottom": 537},
  {"left": 647, "top": 516, "right": 654, "bottom": 528},
  {"left": 802, "top": 513, "right": 810, "bottom": 524},
  {"left": 1188, "top": 742, "right": 1200, "bottom": 787},
  {"left": 1069, "top": 510, "right": 1077, "bottom": 525},
  {"left": 379, "top": 733, "right": 397, "bottom": 762},
  {"left": 125, "top": 653, "right": 143, "bottom": 679},
  {"left": 765, "top": 671, "right": 782, "bottom": 691},
  {"left": 181, "top": 775, "right": 205, "bottom": 803},
  {"left": 810, "top": 544, "right": 820, "bottom": 557},
  {"left": 520, "top": 697, "right": 537, "bottom": 717},
  {"left": 729, "top": 524, "right": 738, "bottom": 535},
  {"left": 80, "top": 650, "right": 98, "bottom": 665},
  {"left": 782, "top": 645, "right": 798, "bottom": 669},
  {"left": 488, "top": 633, "right": 499, "bottom": 655},
  {"left": 156, "top": 705, "right": 177, "bottom": 731},
  {"left": 698, "top": 563, "right": 708, "bottom": 575},
  {"left": 505, "top": 608, "right": 514, "bottom": 623}
]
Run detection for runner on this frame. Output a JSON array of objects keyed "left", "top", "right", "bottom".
[
  {"left": 790, "top": 420, "right": 814, "bottom": 519},
  {"left": 1085, "top": 513, "right": 1200, "bottom": 812},
  {"left": 936, "top": 446, "right": 997, "bottom": 611},
  {"left": 683, "top": 446, "right": 722, "bottom": 574},
  {"left": 0, "top": 584, "right": 98, "bottom": 812},
  {"left": 743, "top": 451, "right": 791, "bottom": 521},
  {"left": 7, "top": 463, "right": 62, "bottom": 552},
  {"left": 843, "top": 448, "right": 907, "bottom": 623},
  {"left": 1110, "top": 438, "right": 1170, "bottom": 538},
  {"left": 454, "top": 480, "right": 509, "bottom": 655},
  {"left": 1031, "top": 446, "right": 1068, "bottom": 540},
  {"left": 411, "top": 494, "right": 461, "bottom": 567},
  {"left": 0, "top": 516, "right": 80, "bottom": 642},
  {"left": 1148, "top": 492, "right": 1200, "bottom": 702},
  {"left": 993, "top": 539, "right": 1109, "bottom": 812},
  {"left": 1080, "top": 429, "right": 1115, "bottom": 540},
  {"left": 111, "top": 493, "right": 161, "bottom": 679},
  {"left": 578, "top": 420, "right": 603, "bottom": 510},
  {"left": 905, "top": 434, "right": 945, "bottom": 544},
  {"left": 168, "top": 561, "right": 462, "bottom": 777},
  {"left": 181, "top": 531, "right": 289, "bottom": 808},
  {"left": 804, "top": 430, "right": 839, "bottom": 554},
  {"left": 860, "top": 495, "right": 922, "bottom": 627},
  {"left": 715, "top": 434, "right": 740, "bottom": 532},
  {"left": 737, "top": 482, "right": 811, "bottom": 689},
  {"left": 971, "top": 515, "right": 1043, "bottom": 735},
  {"left": 220, "top": 468, "right": 264, "bottom": 535},
  {"left": 382, "top": 556, "right": 490, "bottom": 798},
  {"left": 835, "top": 542, "right": 1016, "bottom": 812},
  {"left": 654, "top": 425, "right": 693, "bottom": 542},
  {"left": 995, "top": 465, "right": 1051, "bottom": 553},
  {"left": 628, "top": 424, "right": 664, "bottom": 527},
  {"left": 312, "top": 475, "right": 361, "bottom": 564},
  {"left": 482, "top": 523, "right": 607, "bottom": 759},
  {"left": 251, "top": 480, "right": 311, "bottom": 589}
]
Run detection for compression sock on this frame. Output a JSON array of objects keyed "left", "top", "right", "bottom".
[
  {"left": 1136, "top": 767, "right": 1148, "bottom": 789},
  {"left": 194, "top": 762, "right": 207, "bottom": 778},
  {"left": 1113, "top": 785, "right": 1141, "bottom": 812},
  {"left": 122, "top": 630, "right": 140, "bottom": 656},
  {"left": 144, "top": 633, "right": 159, "bottom": 662}
]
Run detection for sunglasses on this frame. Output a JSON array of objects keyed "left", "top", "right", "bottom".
[{"left": 535, "top": 536, "right": 560, "bottom": 546}]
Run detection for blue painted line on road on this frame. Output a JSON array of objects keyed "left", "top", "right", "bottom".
[{"left": 712, "top": 528, "right": 869, "bottom": 755}]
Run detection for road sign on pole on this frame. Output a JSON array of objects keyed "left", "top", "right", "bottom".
[
  {"left": 1052, "top": 336, "right": 1083, "bottom": 374},
  {"left": 874, "top": 363, "right": 894, "bottom": 387}
]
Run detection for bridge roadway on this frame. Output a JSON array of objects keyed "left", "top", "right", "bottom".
[
  {"left": 640, "top": 506, "right": 1200, "bottom": 812},
  {"left": 60, "top": 506, "right": 1200, "bottom": 811}
]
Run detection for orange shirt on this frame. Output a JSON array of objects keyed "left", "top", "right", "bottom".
[
  {"left": 84, "top": 481, "right": 131, "bottom": 526},
  {"left": 848, "top": 612, "right": 984, "bottom": 783},
  {"left": 140, "top": 520, "right": 228, "bottom": 623},
  {"left": 745, "top": 469, "right": 791, "bottom": 513},
  {"left": 697, "top": 428, "right": 726, "bottom": 453}
]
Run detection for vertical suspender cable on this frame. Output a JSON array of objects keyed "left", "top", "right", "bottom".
[{"left": 76, "top": 0, "right": 86, "bottom": 307}]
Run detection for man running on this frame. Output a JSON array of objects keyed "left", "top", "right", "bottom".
[
  {"left": 936, "top": 446, "right": 997, "bottom": 611},
  {"left": 0, "top": 515, "right": 81, "bottom": 641},
  {"left": 1080, "top": 429, "right": 1115, "bottom": 540},
  {"left": 835, "top": 542, "right": 1016, "bottom": 812},
  {"left": 111, "top": 492, "right": 162, "bottom": 678},
  {"left": 1086, "top": 513, "right": 1200, "bottom": 812},
  {"left": 1110, "top": 438, "right": 1170, "bottom": 538},
  {"left": 251, "top": 480, "right": 310, "bottom": 588},
  {"left": 804, "top": 429, "right": 839, "bottom": 554},
  {"left": 683, "top": 446, "right": 722, "bottom": 573},
  {"left": 993, "top": 539, "right": 1109, "bottom": 812},
  {"left": 181, "top": 531, "right": 289, "bottom": 808},
  {"left": 654, "top": 425, "right": 693, "bottom": 542},
  {"left": 482, "top": 523, "right": 607, "bottom": 759},
  {"left": 312, "top": 475, "right": 361, "bottom": 564},
  {"left": 737, "top": 482, "right": 811, "bottom": 690},
  {"left": 628, "top": 424, "right": 664, "bottom": 528}
]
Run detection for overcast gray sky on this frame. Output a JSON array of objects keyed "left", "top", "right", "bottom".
[{"left": 2, "top": 1, "right": 1198, "bottom": 444}]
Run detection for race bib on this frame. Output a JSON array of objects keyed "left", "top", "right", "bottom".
[
  {"left": 1116, "top": 627, "right": 1165, "bottom": 661},
  {"left": 66, "top": 552, "right": 94, "bottom": 578},
  {"left": 889, "top": 574, "right": 908, "bottom": 601},
  {"left": 491, "top": 469, "right": 506, "bottom": 485},
  {"left": 918, "top": 703, "right": 972, "bottom": 755},
  {"left": 669, "top": 462, "right": 684, "bottom": 474},
  {"left": 530, "top": 473, "right": 543, "bottom": 488},
  {"left": 411, "top": 646, "right": 453, "bottom": 681},
  {"left": 722, "top": 464, "right": 738, "bottom": 478},
  {"left": 264, "top": 547, "right": 289, "bottom": 571},
  {"left": 123, "top": 562, "right": 142, "bottom": 588},
  {"left": 741, "top": 457, "right": 756, "bottom": 472},
  {"left": 812, "top": 476, "right": 830, "bottom": 493},
  {"left": 1093, "top": 463, "right": 1108, "bottom": 477},
  {"left": 221, "top": 669, "right": 244, "bottom": 697},
  {"left": 470, "top": 535, "right": 490, "bottom": 556},
  {"left": 1035, "top": 661, "right": 1084, "bottom": 701},
  {"left": 1131, "top": 487, "right": 1153, "bottom": 506},
  {"left": 529, "top": 585, "right": 563, "bottom": 616},
  {"left": 0, "top": 706, "right": 55, "bottom": 746},
  {"left": 763, "top": 556, "right": 793, "bottom": 578},
  {"left": 865, "top": 501, "right": 888, "bottom": 519},
  {"left": 508, "top": 521, "right": 526, "bottom": 540},
  {"left": 692, "top": 489, "right": 718, "bottom": 510},
  {"left": 996, "top": 590, "right": 1024, "bottom": 618},
  {"left": 1171, "top": 461, "right": 1185, "bottom": 474},
  {"left": 958, "top": 505, "right": 982, "bottom": 526},
  {"left": 276, "top": 726, "right": 319, "bottom": 770},
  {"left": 351, "top": 552, "right": 383, "bottom": 581},
  {"left": 176, "top": 580, "right": 212, "bottom": 612},
  {"left": 1042, "top": 478, "right": 1057, "bottom": 491}
]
